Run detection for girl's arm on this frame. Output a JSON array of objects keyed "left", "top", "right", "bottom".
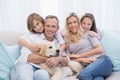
[
  {"left": 88, "top": 30, "right": 102, "bottom": 41},
  {"left": 18, "top": 38, "right": 40, "bottom": 53}
]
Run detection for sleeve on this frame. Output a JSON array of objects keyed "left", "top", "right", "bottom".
[
  {"left": 97, "top": 29, "right": 102, "bottom": 41},
  {"left": 15, "top": 47, "right": 32, "bottom": 64},
  {"left": 88, "top": 33, "right": 101, "bottom": 47},
  {"left": 55, "top": 32, "right": 65, "bottom": 45},
  {"left": 21, "top": 33, "right": 32, "bottom": 42},
  {"left": 15, "top": 33, "right": 32, "bottom": 64}
]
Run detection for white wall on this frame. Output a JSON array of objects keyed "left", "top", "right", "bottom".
[{"left": 0, "top": 0, "right": 120, "bottom": 32}]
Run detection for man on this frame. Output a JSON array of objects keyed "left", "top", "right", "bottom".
[{"left": 10, "top": 15, "right": 68, "bottom": 80}]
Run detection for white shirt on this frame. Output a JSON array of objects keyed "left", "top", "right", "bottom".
[{"left": 15, "top": 32, "right": 61, "bottom": 68}]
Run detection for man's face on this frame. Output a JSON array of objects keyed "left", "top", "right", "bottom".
[{"left": 44, "top": 18, "right": 59, "bottom": 40}]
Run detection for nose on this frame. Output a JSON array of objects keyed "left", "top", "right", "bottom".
[{"left": 56, "top": 49, "right": 59, "bottom": 56}]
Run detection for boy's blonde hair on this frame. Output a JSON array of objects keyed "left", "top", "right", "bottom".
[
  {"left": 27, "top": 13, "right": 44, "bottom": 33},
  {"left": 65, "top": 13, "right": 83, "bottom": 44}
]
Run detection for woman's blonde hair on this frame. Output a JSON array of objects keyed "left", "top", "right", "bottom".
[{"left": 65, "top": 12, "right": 83, "bottom": 44}]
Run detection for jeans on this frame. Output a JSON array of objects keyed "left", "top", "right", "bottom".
[
  {"left": 10, "top": 62, "right": 50, "bottom": 80},
  {"left": 78, "top": 55, "right": 113, "bottom": 80}
]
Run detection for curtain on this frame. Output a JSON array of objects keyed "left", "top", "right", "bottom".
[{"left": 0, "top": 0, "right": 120, "bottom": 32}]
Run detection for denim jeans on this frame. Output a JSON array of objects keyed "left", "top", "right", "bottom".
[
  {"left": 78, "top": 55, "right": 113, "bottom": 80},
  {"left": 10, "top": 62, "right": 50, "bottom": 80}
]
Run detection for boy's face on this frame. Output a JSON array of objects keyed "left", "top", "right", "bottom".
[
  {"left": 32, "top": 19, "right": 44, "bottom": 33},
  {"left": 81, "top": 17, "right": 92, "bottom": 32}
]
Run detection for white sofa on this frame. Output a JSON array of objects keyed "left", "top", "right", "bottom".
[{"left": 0, "top": 31, "right": 120, "bottom": 80}]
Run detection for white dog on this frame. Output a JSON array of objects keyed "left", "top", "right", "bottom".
[{"left": 39, "top": 41, "right": 83, "bottom": 80}]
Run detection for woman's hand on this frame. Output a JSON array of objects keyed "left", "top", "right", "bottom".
[
  {"left": 68, "top": 54, "right": 79, "bottom": 59},
  {"left": 80, "top": 57, "right": 97, "bottom": 63}
]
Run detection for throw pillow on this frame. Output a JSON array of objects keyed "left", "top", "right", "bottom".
[
  {"left": 101, "top": 30, "right": 120, "bottom": 71},
  {"left": 0, "top": 43, "right": 21, "bottom": 80}
]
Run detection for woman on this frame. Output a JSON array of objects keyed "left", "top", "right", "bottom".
[{"left": 65, "top": 13, "right": 113, "bottom": 80}]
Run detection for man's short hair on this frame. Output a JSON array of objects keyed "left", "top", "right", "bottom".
[{"left": 45, "top": 15, "right": 59, "bottom": 26}]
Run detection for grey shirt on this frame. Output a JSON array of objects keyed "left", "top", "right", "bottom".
[{"left": 67, "top": 31, "right": 104, "bottom": 58}]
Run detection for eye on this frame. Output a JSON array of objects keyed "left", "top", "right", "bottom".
[
  {"left": 49, "top": 46, "right": 52, "bottom": 49},
  {"left": 36, "top": 22, "right": 39, "bottom": 25}
]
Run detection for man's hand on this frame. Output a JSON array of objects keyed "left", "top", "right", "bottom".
[{"left": 45, "top": 57, "right": 60, "bottom": 68}]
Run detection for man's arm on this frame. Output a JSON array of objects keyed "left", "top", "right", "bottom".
[
  {"left": 27, "top": 53, "right": 48, "bottom": 64},
  {"left": 45, "top": 56, "right": 68, "bottom": 68}
]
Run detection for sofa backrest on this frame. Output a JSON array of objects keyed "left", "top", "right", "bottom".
[{"left": 0, "top": 31, "right": 25, "bottom": 45}]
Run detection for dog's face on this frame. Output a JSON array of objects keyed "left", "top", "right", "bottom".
[{"left": 39, "top": 42, "right": 59, "bottom": 57}]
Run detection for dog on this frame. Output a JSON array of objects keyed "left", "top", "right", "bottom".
[{"left": 39, "top": 41, "right": 83, "bottom": 80}]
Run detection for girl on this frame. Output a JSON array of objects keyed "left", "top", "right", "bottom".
[{"left": 81, "top": 13, "right": 102, "bottom": 40}]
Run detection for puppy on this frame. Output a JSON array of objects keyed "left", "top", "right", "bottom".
[{"left": 39, "top": 41, "right": 73, "bottom": 80}]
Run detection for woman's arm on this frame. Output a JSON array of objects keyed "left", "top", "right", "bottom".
[
  {"left": 78, "top": 44, "right": 103, "bottom": 58},
  {"left": 59, "top": 43, "right": 66, "bottom": 55},
  {"left": 68, "top": 44, "right": 103, "bottom": 59},
  {"left": 73, "top": 57, "right": 97, "bottom": 63}
]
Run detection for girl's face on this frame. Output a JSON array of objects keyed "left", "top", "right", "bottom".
[
  {"left": 67, "top": 16, "right": 79, "bottom": 34},
  {"left": 81, "top": 17, "right": 92, "bottom": 32},
  {"left": 32, "top": 19, "right": 44, "bottom": 33}
]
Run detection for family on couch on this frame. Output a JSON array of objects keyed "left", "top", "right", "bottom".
[{"left": 10, "top": 12, "right": 113, "bottom": 80}]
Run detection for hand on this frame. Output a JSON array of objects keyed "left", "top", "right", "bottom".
[
  {"left": 81, "top": 57, "right": 97, "bottom": 63},
  {"left": 68, "top": 54, "right": 79, "bottom": 59},
  {"left": 30, "top": 44, "right": 40, "bottom": 53},
  {"left": 88, "top": 31, "right": 97, "bottom": 37},
  {"left": 45, "top": 57, "right": 60, "bottom": 68}
]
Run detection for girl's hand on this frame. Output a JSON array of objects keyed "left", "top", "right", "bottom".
[
  {"left": 88, "top": 31, "right": 97, "bottom": 37},
  {"left": 30, "top": 44, "right": 40, "bottom": 53}
]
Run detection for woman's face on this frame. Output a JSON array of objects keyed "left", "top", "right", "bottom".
[
  {"left": 81, "top": 17, "right": 92, "bottom": 32},
  {"left": 67, "top": 16, "right": 79, "bottom": 34},
  {"left": 32, "top": 19, "right": 44, "bottom": 33}
]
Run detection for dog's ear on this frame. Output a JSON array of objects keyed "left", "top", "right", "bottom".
[{"left": 39, "top": 44, "right": 46, "bottom": 56}]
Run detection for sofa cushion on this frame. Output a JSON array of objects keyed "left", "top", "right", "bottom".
[
  {"left": 105, "top": 72, "right": 120, "bottom": 80},
  {"left": 0, "top": 43, "right": 21, "bottom": 80},
  {"left": 101, "top": 30, "right": 120, "bottom": 71}
]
